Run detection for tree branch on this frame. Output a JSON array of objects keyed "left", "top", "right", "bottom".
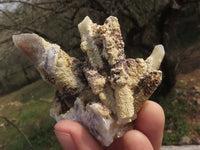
[
  {"left": 0, "top": 116, "right": 33, "bottom": 150},
  {"left": 0, "top": 0, "right": 55, "bottom": 11},
  {"left": 0, "top": 9, "right": 17, "bottom": 25},
  {"left": 0, "top": 37, "right": 11, "bottom": 45},
  {"left": 179, "top": 0, "right": 200, "bottom": 5},
  {"left": 89, "top": 0, "right": 110, "bottom": 16},
  {"left": 141, "top": 1, "right": 172, "bottom": 30},
  {"left": 118, "top": 0, "right": 140, "bottom": 28}
]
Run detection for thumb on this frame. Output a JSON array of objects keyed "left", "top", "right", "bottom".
[
  {"left": 54, "top": 120, "right": 102, "bottom": 150},
  {"left": 55, "top": 130, "right": 76, "bottom": 150}
]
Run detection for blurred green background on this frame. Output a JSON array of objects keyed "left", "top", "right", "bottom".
[{"left": 0, "top": 0, "right": 200, "bottom": 149}]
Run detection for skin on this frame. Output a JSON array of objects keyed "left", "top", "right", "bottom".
[{"left": 54, "top": 100, "right": 165, "bottom": 150}]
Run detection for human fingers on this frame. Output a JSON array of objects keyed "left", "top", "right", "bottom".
[
  {"left": 106, "top": 130, "right": 153, "bottom": 150},
  {"left": 54, "top": 120, "right": 102, "bottom": 150},
  {"left": 134, "top": 100, "right": 165, "bottom": 150}
]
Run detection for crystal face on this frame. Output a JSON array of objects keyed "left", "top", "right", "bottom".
[{"left": 12, "top": 16, "right": 165, "bottom": 146}]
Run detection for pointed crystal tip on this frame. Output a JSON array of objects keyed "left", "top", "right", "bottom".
[{"left": 78, "top": 16, "right": 93, "bottom": 36}]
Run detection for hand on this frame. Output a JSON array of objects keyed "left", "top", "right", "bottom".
[{"left": 54, "top": 100, "right": 165, "bottom": 150}]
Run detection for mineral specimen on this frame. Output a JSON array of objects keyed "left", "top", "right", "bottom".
[{"left": 12, "top": 16, "right": 165, "bottom": 146}]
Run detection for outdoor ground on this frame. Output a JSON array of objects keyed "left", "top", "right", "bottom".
[
  {"left": 0, "top": 69, "right": 200, "bottom": 149},
  {"left": 0, "top": 80, "right": 62, "bottom": 150},
  {"left": 161, "top": 69, "right": 200, "bottom": 145}
]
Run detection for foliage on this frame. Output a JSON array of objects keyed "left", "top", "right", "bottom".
[
  {"left": 0, "top": 1, "right": 199, "bottom": 148},
  {"left": 0, "top": 0, "right": 200, "bottom": 95},
  {"left": 159, "top": 91, "right": 190, "bottom": 144},
  {"left": 158, "top": 79, "right": 200, "bottom": 145},
  {"left": 0, "top": 80, "right": 61, "bottom": 150},
  {"left": 0, "top": 77, "right": 199, "bottom": 148}
]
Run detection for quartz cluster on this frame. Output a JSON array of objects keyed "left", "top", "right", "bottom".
[{"left": 12, "top": 16, "right": 165, "bottom": 146}]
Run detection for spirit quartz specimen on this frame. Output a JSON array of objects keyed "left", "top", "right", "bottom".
[{"left": 12, "top": 16, "right": 165, "bottom": 146}]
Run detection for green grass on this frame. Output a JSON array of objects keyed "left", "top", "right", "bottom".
[
  {"left": 158, "top": 81, "right": 197, "bottom": 145},
  {"left": 0, "top": 78, "right": 199, "bottom": 148},
  {"left": 0, "top": 80, "right": 62, "bottom": 150}
]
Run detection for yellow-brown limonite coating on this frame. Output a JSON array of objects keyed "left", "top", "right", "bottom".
[
  {"left": 78, "top": 16, "right": 164, "bottom": 124},
  {"left": 12, "top": 33, "right": 86, "bottom": 108},
  {"left": 12, "top": 16, "right": 165, "bottom": 146}
]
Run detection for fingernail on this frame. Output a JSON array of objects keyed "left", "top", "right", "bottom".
[{"left": 55, "top": 130, "right": 76, "bottom": 150}]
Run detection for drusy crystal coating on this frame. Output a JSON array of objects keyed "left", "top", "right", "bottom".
[{"left": 12, "top": 16, "right": 165, "bottom": 146}]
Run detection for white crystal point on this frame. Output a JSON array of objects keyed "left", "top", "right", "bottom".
[
  {"left": 147, "top": 44, "right": 165, "bottom": 70},
  {"left": 78, "top": 16, "right": 93, "bottom": 36},
  {"left": 12, "top": 33, "right": 60, "bottom": 73},
  {"left": 12, "top": 33, "right": 44, "bottom": 63},
  {"left": 12, "top": 16, "right": 165, "bottom": 147}
]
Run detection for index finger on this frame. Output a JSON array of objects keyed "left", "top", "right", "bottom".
[{"left": 134, "top": 100, "right": 165, "bottom": 150}]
